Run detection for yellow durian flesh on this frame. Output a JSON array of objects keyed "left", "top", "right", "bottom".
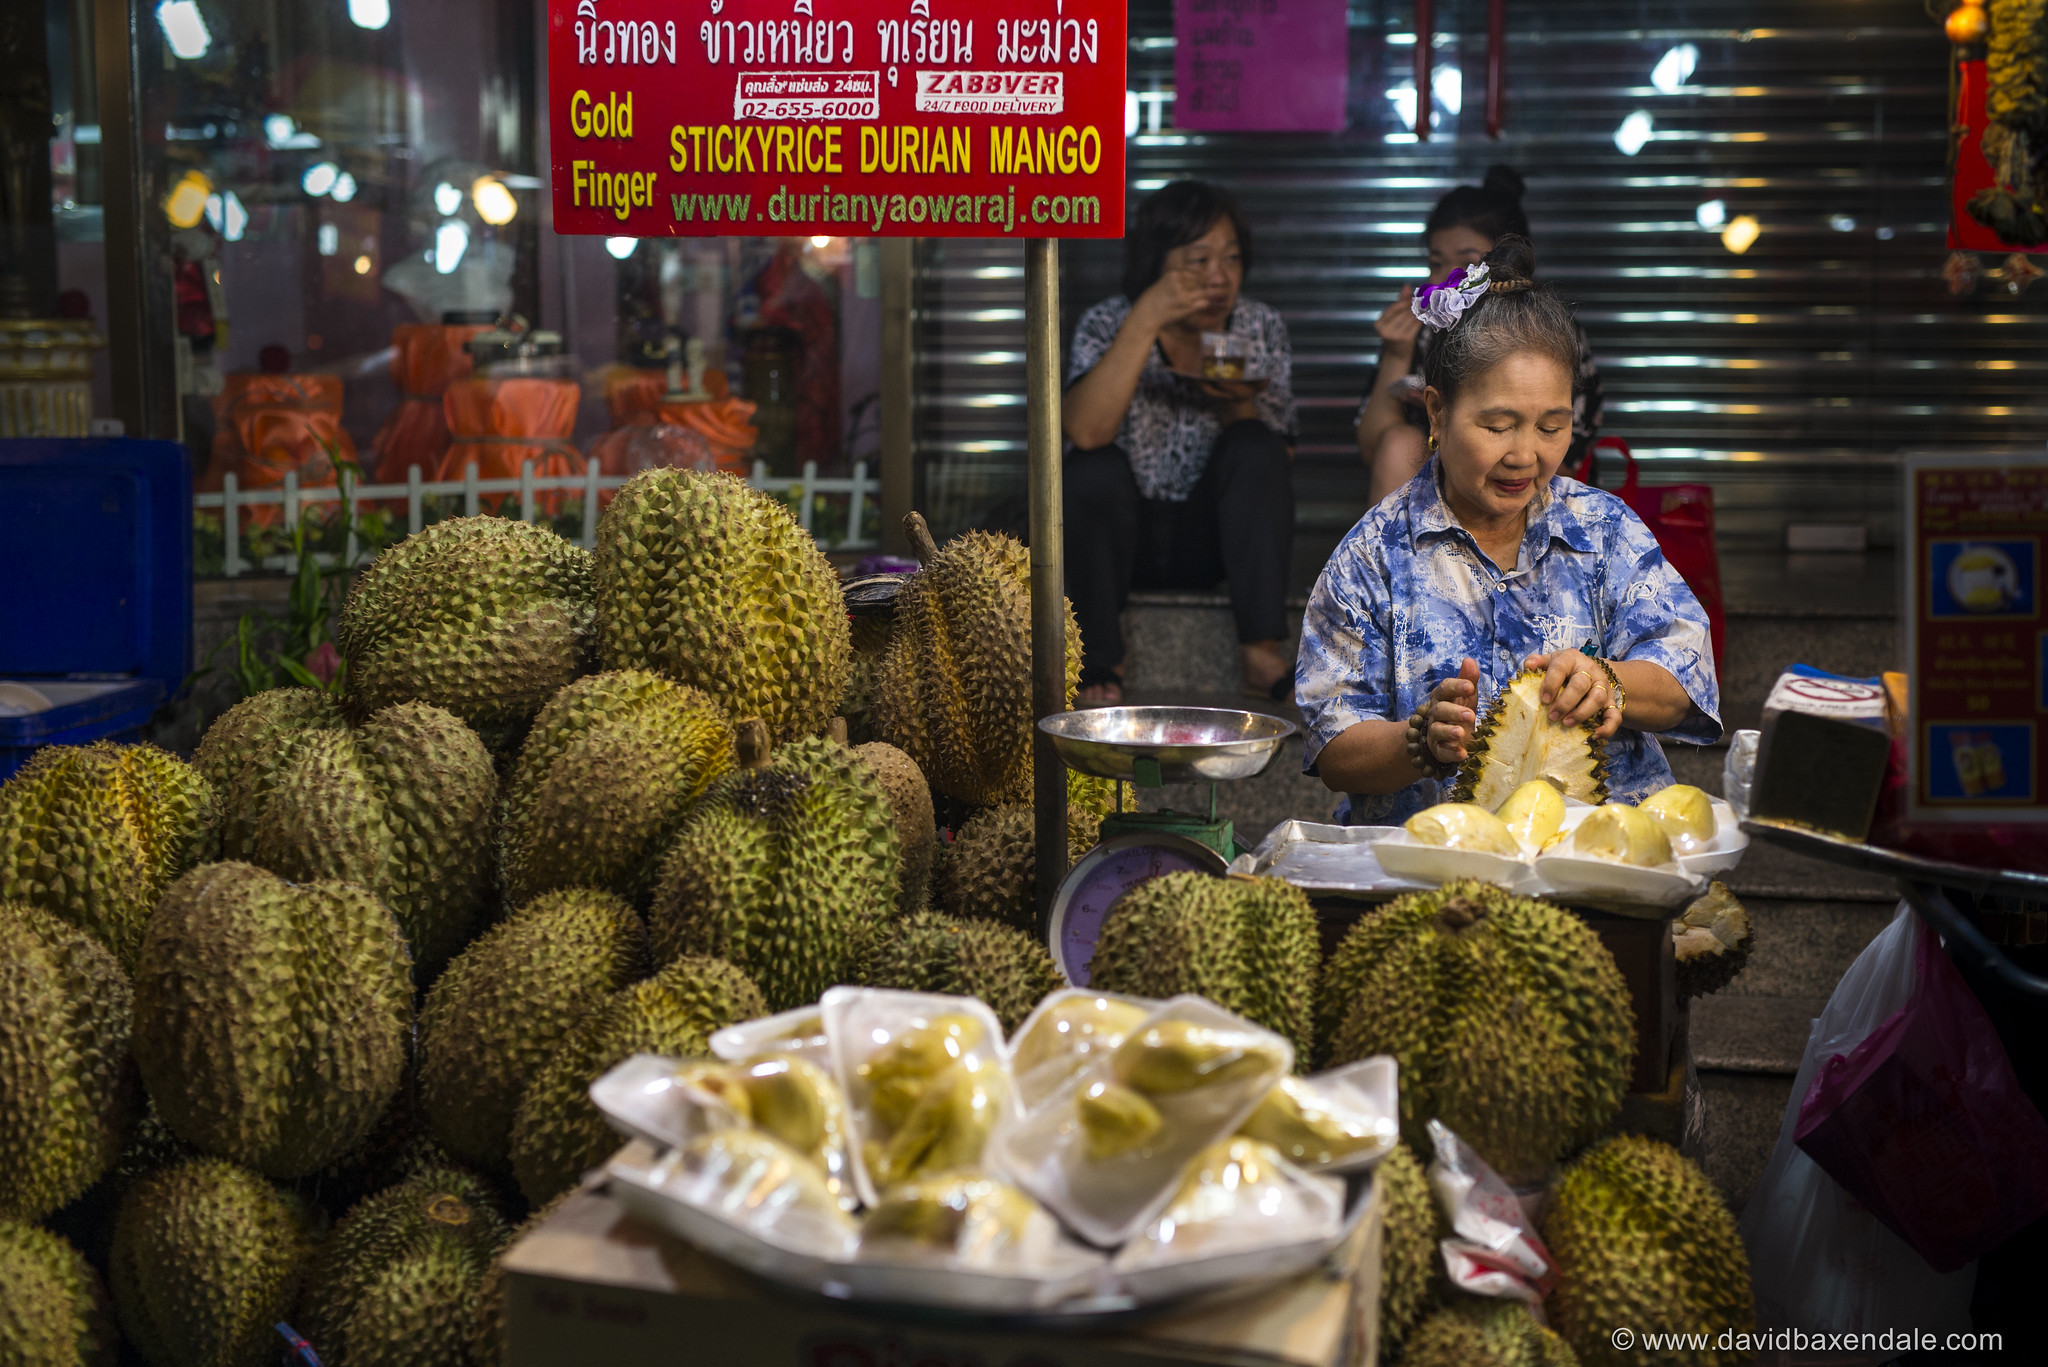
[
  {"left": 1404, "top": 803, "right": 1522, "bottom": 858},
  {"left": 737, "top": 1055, "right": 843, "bottom": 1164},
  {"left": 1075, "top": 1079, "right": 1164, "bottom": 1160},
  {"left": 1640, "top": 784, "right": 1716, "bottom": 847},
  {"left": 1012, "top": 996, "right": 1151, "bottom": 1078},
  {"left": 1237, "top": 1077, "right": 1393, "bottom": 1167},
  {"left": 1570, "top": 804, "right": 1674, "bottom": 868},
  {"left": 860, "top": 1172, "right": 1039, "bottom": 1258},
  {"left": 857, "top": 1012, "right": 985, "bottom": 1129},
  {"left": 1493, "top": 780, "right": 1566, "bottom": 852},
  {"left": 864, "top": 1063, "right": 1006, "bottom": 1191},
  {"left": 1110, "top": 1020, "right": 1282, "bottom": 1095},
  {"left": 674, "top": 1128, "right": 852, "bottom": 1231}
]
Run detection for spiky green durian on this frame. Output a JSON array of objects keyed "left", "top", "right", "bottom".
[
  {"left": 338, "top": 516, "right": 595, "bottom": 749},
  {"left": 1402, "top": 1298, "right": 1579, "bottom": 1367},
  {"left": 0, "top": 904, "right": 134, "bottom": 1220},
  {"left": 593, "top": 469, "right": 850, "bottom": 743},
  {"left": 0, "top": 742, "right": 218, "bottom": 968},
  {"left": 870, "top": 524, "right": 1083, "bottom": 808},
  {"left": 244, "top": 701, "right": 496, "bottom": 979},
  {"left": 648, "top": 731, "right": 900, "bottom": 1011},
  {"left": 470, "top": 1191, "right": 571, "bottom": 1367},
  {"left": 132, "top": 863, "right": 411, "bottom": 1180},
  {"left": 498, "top": 671, "right": 733, "bottom": 907},
  {"left": 1376, "top": 1143, "right": 1444, "bottom": 1358},
  {"left": 0, "top": 1221, "right": 117, "bottom": 1367},
  {"left": 851, "top": 910, "right": 1064, "bottom": 1032},
  {"left": 854, "top": 742, "right": 936, "bottom": 914},
  {"left": 297, "top": 1167, "right": 510, "bottom": 1367},
  {"left": 1316, "top": 881, "right": 1633, "bottom": 1183},
  {"left": 508, "top": 955, "right": 766, "bottom": 1205},
  {"left": 1674, "top": 881, "right": 1755, "bottom": 1000},
  {"left": 935, "top": 802, "right": 1100, "bottom": 932},
  {"left": 1089, "top": 873, "right": 1318, "bottom": 1063},
  {"left": 840, "top": 613, "right": 894, "bottom": 745},
  {"left": 1451, "top": 667, "right": 1609, "bottom": 808},
  {"left": 1544, "top": 1137, "right": 1754, "bottom": 1367},
  {"left": 419, "top": 889, "right": 648, "bottom": 1173},
  {"left": 109, "top": 1157, "right": 319, "bottom": 1367},
  {"left": 194, "top": 689, "right": 344, "bottom": 860}
]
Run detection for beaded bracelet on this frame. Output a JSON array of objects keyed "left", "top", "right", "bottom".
[
  {"left": 1405, "top": 701, "right": 1457, "bottom": 779},
  {"left": 1592, "top": 657, "right": 1626, "bottom": 721}
]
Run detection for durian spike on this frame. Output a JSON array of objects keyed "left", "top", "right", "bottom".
[
  {"left": 827, "top": 717, "right": 850, "bottom": 746},
  {"left": 736, "top": 718, "right": 772, "bottom": 771},
  {"left": 902, "top": 512, "right": 940, "bottom": 567}
]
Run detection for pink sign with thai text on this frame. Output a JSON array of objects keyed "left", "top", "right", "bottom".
[{"left": 1173, "top": 0, "right": 1349, "bottom": 132}]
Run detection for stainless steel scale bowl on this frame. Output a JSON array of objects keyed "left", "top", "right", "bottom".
[{"left": 1038, "top": 706, "right": 1297, "bottom": 787}]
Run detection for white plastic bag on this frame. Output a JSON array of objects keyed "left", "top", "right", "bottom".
[{"left": 1738, "top": 903, "right": 1977, "bottom": 1332}]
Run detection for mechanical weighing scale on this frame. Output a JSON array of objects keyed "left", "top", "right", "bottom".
[{"left": 1036, "top": 706, "right": 1298, "bottom": 985}]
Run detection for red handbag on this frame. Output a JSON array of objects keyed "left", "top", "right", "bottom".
[{"left": 1578, "top": 436, "right": 1726, "bottom": 677}]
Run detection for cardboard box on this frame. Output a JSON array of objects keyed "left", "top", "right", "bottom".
[{"left": 503, "top": 1179, "right": 1382, "bottom": 1367}]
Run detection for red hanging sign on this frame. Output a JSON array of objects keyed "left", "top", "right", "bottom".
[{"left": 546, "top": 0, "right": 1127, "bottom": 238}]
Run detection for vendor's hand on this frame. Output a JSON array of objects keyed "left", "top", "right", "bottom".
[
  {"left": 1525, "top": 650, "right": 1623, "bottom": 739},
  {"left": 1133, "top": 267, "right": 1212, "bottom": 335},
  {"left": 1375, "top": 287, "right": 1422, "bottom": 356},
  {"left": 1422, "top": 658, "right": 1482, "bottom": 766}
]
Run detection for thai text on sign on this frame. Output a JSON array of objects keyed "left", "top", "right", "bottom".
[{"left": 548, "top": 0, "right": 1127, "bottom": 238}]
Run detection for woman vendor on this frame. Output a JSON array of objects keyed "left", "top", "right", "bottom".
[
  {"left": 1357, "top": 166, "right": 1605, "bottom": 505},
  {"left": 1063, "top": 180, "right": 1297, "bottom": 705},
  {"left": 1298, "top": 238, "right": 1718, "bottom": 821}
]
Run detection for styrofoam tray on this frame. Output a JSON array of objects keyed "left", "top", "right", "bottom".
[
  {"left": 1677, "top": 799, "right": 1749, "bottom": 876},
  {"left": 1226, "top": 822, "right": 1429, "bottom": 897},
  {"left": 1372, "top": 830, "right": 1538, "bottom": 894}
]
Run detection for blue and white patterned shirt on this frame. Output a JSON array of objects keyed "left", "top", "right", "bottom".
[{"left": 1295, "top": 459, "right": 1721, "bottom": 823}]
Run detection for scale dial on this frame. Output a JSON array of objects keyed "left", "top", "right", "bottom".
[{"left": 1047, "top": 832, "right": 1229, "bottom": 986}]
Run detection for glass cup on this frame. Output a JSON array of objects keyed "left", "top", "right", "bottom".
[{"left": 1200, "top": 330, "right": 1249, "bottom": 381}]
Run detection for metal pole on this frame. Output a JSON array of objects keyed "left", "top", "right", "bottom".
[
  {"left": 878, "top": 239, "right": 916, "bottom": 557},
  {"left": 1026, "top": 238, "right": 1065, "bottom": 933}
]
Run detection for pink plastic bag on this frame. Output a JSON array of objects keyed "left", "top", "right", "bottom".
[{"left": 1793, "top": 918, "right": 2048, "bottom": 1273}]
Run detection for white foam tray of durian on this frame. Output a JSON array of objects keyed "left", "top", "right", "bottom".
[{"left": 595, "top": 989, "right": 1393, "bottom": 1319}]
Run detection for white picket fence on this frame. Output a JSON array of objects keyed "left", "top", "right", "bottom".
[{"left": 192, "top": 458, "right": 878, "bottom": 576}]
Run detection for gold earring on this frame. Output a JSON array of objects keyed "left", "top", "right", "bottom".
[{"left": 1428, "top": 433, "right": 1440, "bottom": 452}]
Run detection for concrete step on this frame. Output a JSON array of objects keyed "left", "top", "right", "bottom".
[
  {"left": 1715, "top": 898, "right": 1895, "bottom": 1001},
  {"left": 1697, "top": 1070, "right": 1795, "bottom": 1215}
]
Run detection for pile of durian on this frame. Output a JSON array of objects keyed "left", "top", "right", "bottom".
[{"left": 0, "top": 471, "right": 1756, "bottom": 1365}]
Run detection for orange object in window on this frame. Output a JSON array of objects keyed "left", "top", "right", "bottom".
[
  {"left": 203, "top": 373, "right": 359, "bottom": 527},
  {"left": 438, "top": 374, "right": 584, "bottom": 513},
  {"left": 371, "top": 323, "right": 489, "bottom": 480},
  {"left": 589, "top": 364, "right": 759, "bottom": 493}
]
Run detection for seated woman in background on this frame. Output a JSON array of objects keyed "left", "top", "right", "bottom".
[
  {"left": 1357, "top": 166, "right": 1604, "bottom": 505},
  {"left": 1063, "top": 180, "right": 1297, "bottom": 705},
  {"left": 1299, "top": 236, "right": 1717, "bottom": 824}
]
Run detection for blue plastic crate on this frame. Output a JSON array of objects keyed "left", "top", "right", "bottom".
[{"left": 0, "top": 438, "right": 192, "bottom": 776}]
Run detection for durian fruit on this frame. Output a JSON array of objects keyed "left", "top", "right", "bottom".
[
  {"left": 593, "top": 469, "right": 850, "bottom": 742},
  {"left": 1405, "top": 802, "right": 1523, "bottom": 857},
  {"left": 1674, "top": 882, "right": 1755, "bottom": 999},
  {"left": 297, "top": 1167, "right": 511, "bottom": 1367},
  {"left": 936, "top": 801, "right": 1100, "bottom": 931},
  {"left": 109, "top": 1157, "right": 319, "bottom": 1367},
  {"left": 470, "top": 1191, "right": 570, "bottom": 1367},
  {"left": 419, "top": 888, "right": 649, "bottom": 1173},
  {"left": 1375, "top": 1143, "right": 1443, "bottom": 1358},
  {"left": 509, "top": 954, "right": 766, "bottom": 1205},
  {"left": 1452, "top": 667, "right": 1609, "bottom": 808},
  {"left": 132, "top": 863, "right": 412, "bottom": 1180},
  {"left": 498, "top": 670, "right": 733, "bottom": 907},
  {"left": 1401, "top": 1297, "right": 1578, "bottom": 1367},
  {"left": 1569, "top": 804, "right": 1674, "bottom": 868},
  {"left": 854, "top": 741, "right": 937, "bottom": 914},
  {"left": 840, "top": 613, "right": 893, "bottom": 745},
  {"left": 1316, "top": 881, "right": 1633, "bottom": 1183},
  {"left": 1639, "top": 783, "right": 1715, "bottom": 846},
  {"left": 1111, "top": 1020, "right": 1284, "bottom": 1094},
  {"left": 870, "top": 516, "right": 1083, "bottom": 808},
  {"left": 337, "top": 516, "right": 596, "bottom": 749},
  {"left": 1088, "top": 873, "right": 1318, "bottom": 1063},
  {"left": 1496, "top": 778, "right": 1567, "bottom": 851},
  {"left": 0, "top": 1220, "right": 117, "bottom": 1367},
  {"left": 193, "top": 688, "right": 344, "bottom": 860},
  {"left": 850, "top": 910, "right": 1064, "bottom": 1033},
  {"left": 1075, "top": 1080, "right": 1163, "bottom": 1159},
  {"left": 648, "top": 725, "right": 900, "bottom": 1012},
  {"left": 1544, "top": 1136, "right": 1754, "bottom": 1367},
  {"left": 0, "top": 742, "right": 218, "bottom": 968},
  {"left": 243, "top": 700, "right": 497, "bottom": 979},
  {"left": 0, "top": 904, "right": 134, "bottom": 1221}
]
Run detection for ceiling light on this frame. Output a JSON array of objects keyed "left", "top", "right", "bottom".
[
  {"left": 317, "top": 222, "right": 339, "bottom": 256},
  {"left": 1614, "top": 110, "right": 1654, "bottom": 157},
  {"left": 433, "top": 181, "right": 463, "bottom": 215},
  {"left": 605, "top": 236, "right": 638, "bottom": 259},
  {"left": 1721, "top": 215, "right": 1760, "bottom": 254},
  {"left": 222, "top": 191, "right": 247, "bottom": 241},
  {"left": 435, "top": 219, "right": 470, "bottom": 274},
  {"left": 1651, "top": 44, "right": 1698, "bottom": 95},
  {"left": 204, "top": 193, "right": 224, "bottom": 232},
  {"left": 163, "top": 169, "right": 212, "bottom": 229},
  {"left": 1124, "top": 90, "right": 1139, "bottom": 139},
  {"left": 471, "top": 177, "right": 517, "bottom": 226},
  {"left": 302, "top": 161, "right": 340, "bottom": 197},
  {"left": 1695, "top": 199, "right": 1727, "bottom": 230},
  {"left": 330, "top": 172, "right": 357, "bottom": 204},
  {"left": 156, "top": 1, "right": 211, "bottom": 61},
  {"left": 263, "top": 114, "right": 294, "bottom": 146},
  {"left": 353, "top": 254, "right": 373, "bottom": 275},
  {"left": 1434, "top": 66, "right": 1462, "bottom": 117},
  {"left": 348, "top": 0, "right": 391, "bottom": 30},
  {"left": 1829, "top": 214, "right": 1857, "bottom": 232},
  {"left": 810, "top": 235, "right": 832, "bottom": 249}
]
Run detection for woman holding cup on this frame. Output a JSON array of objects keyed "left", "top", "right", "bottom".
[{"left": 1063, "top": 180, "right": 1298, "bottom": 705}]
